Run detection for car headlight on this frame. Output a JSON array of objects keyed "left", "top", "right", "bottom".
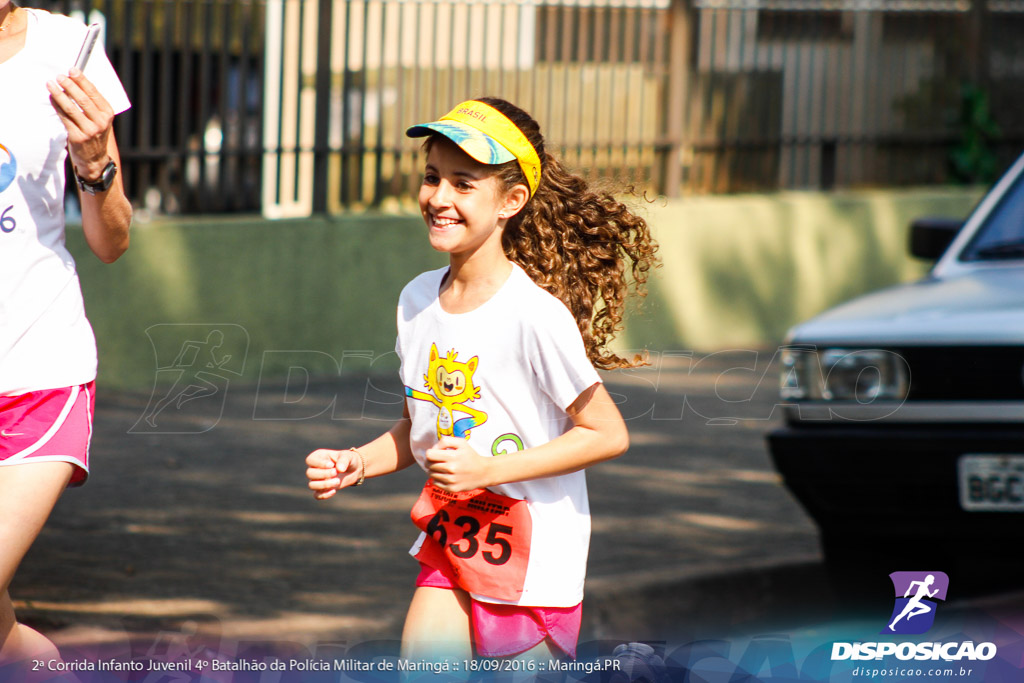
[{"left": 780, "top": 347, "right": 910, "bottom": 402}]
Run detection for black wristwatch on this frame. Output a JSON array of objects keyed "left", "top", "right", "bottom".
[{"left": 75, "top": 160, "right": 118, "bottom": 195}]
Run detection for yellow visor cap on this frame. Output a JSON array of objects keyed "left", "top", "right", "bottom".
[{"left": 407, "top": 100, "right": 542, "bottom": 196}]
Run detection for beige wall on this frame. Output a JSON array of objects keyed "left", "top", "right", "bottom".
[{"left": 617, "top": 186, "right": 984, "bottom": 354}]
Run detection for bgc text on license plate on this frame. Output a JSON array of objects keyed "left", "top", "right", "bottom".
[{"left": 958, "top": 454, "right": 1024, "bottom": 511}]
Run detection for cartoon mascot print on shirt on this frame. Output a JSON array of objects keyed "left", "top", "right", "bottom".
[{"left": 405, "top": 344, "right": 488, "bottom": 440}]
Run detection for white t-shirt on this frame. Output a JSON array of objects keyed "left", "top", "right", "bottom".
[
  {"left": 0, "top": 9, "right": 130, "bottom": 396},
  {"left": 397, "top": 263, "right": 602, "bottom": 607}
]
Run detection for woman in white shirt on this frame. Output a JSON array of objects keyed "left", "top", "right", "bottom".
[{"left": 0, "top": 1, "right": 131, "bottom": 670}]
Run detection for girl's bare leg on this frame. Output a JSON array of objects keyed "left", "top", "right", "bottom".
[
  {"left": 514, "top": 639, "right": 560, "bottom": 661},
  {"left": 400, "top": 586, "right": 473, "bottom": 664}
]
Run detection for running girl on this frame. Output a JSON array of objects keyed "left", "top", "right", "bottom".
[{"left": 305, "top": 97, "right": 657, "bottom": 662}]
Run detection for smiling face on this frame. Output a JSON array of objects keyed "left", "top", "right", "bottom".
[
  {"left": 435, "top": 366, "right": 466, "bottom": 397},
  {"left": 418, "top": 136, "right": 522, "bottom": 260},
  {"left": 425, "top": 344, "right": 480, "bottom": 405}
]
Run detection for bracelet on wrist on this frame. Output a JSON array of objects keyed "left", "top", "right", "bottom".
[{"left": 348, "top": 447, "right": 366, "bottom": 486}]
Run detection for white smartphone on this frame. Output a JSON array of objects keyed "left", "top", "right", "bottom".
[{"left": 74, "top": 23, "right": 102, "bottom": 72}]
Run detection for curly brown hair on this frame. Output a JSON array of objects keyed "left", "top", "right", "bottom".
[{"left": 475, "top": 97, "right": 660, "bottom": 370}]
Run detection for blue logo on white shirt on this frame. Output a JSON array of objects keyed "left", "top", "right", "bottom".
[{"left": 0, "top": 143, "right": 16, "bottom": 194}]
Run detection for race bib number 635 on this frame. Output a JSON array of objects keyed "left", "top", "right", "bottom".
[{"left": 411, "top": 481, "right": 532, "bottom": 602}]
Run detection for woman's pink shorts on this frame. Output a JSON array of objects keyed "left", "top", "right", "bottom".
[
  {"left": 0, "top": 382, "right": 95, "bottom": 487},
  {"left": 415, "top": 562, "right": 582, "bottom": 659}
]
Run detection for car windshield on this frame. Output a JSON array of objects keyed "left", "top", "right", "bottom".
[{"left": 960, "top": 166, "right": 1024, "bottom": 261}]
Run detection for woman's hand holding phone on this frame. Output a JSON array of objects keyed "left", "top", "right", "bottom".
[
  {"left": 46, "top": 24, "right": 115, "bottom": 181},
  {"left": 74, "top": 23, "right": 101, "bottom": 72}
]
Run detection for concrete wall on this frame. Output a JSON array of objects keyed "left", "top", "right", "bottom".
[
  {"left": 619, "top": 187, "right": 983, "bottom": 354},
  {"left": 68, "top": 187, "right": 983, "bottom": 390}
]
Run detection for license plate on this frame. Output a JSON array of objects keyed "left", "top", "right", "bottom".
[{"left": 958, "top": 455, "right": 1024, "bottom": 511}]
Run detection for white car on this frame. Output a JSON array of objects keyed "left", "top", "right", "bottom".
[{"left": 768, "top": 151, "right": 1024, "bottom": 572}]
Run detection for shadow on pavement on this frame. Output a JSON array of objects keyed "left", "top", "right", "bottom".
[{"left": 16, "top": 350, "right": 829, "bottom": 647}]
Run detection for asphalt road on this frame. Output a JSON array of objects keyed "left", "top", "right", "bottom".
[{"left": 15, "top": 349, "right": 828, "bottom": 651}]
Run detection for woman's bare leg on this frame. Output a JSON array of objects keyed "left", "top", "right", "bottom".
[{"left": 0, "top": 461, "right": 74, "bottom": 665}]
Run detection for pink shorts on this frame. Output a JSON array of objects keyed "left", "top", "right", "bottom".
[
  {"left": 0, "top": 382, "right": 95, "bottom": 487},
  {"left": 415, "top": 563, "right": 582, "bottom": 659}
]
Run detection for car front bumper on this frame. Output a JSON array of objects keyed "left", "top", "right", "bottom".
[{"left": 768, "top": 423, "right": 1024, "bottom": 542}]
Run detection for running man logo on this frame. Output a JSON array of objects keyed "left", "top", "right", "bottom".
[
  {"left": 130, "top": 324, "right": 249, "bottom": 434},
  {"left": 881, "top": 571, "right": 949, "bottom": 635}
]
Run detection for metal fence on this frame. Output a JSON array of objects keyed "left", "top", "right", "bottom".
[
  {"left": 24, "top": 0, "right": 265, "bottom": 214},
  {"left": 687, "top": 0, "right": 1024, "bottom": 193},
  {"left": 260, "top": 0, "right": 678, "bottom": 216},
  {"left": 21, "top": 0, "right": 1024, "bottom": 216}
]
